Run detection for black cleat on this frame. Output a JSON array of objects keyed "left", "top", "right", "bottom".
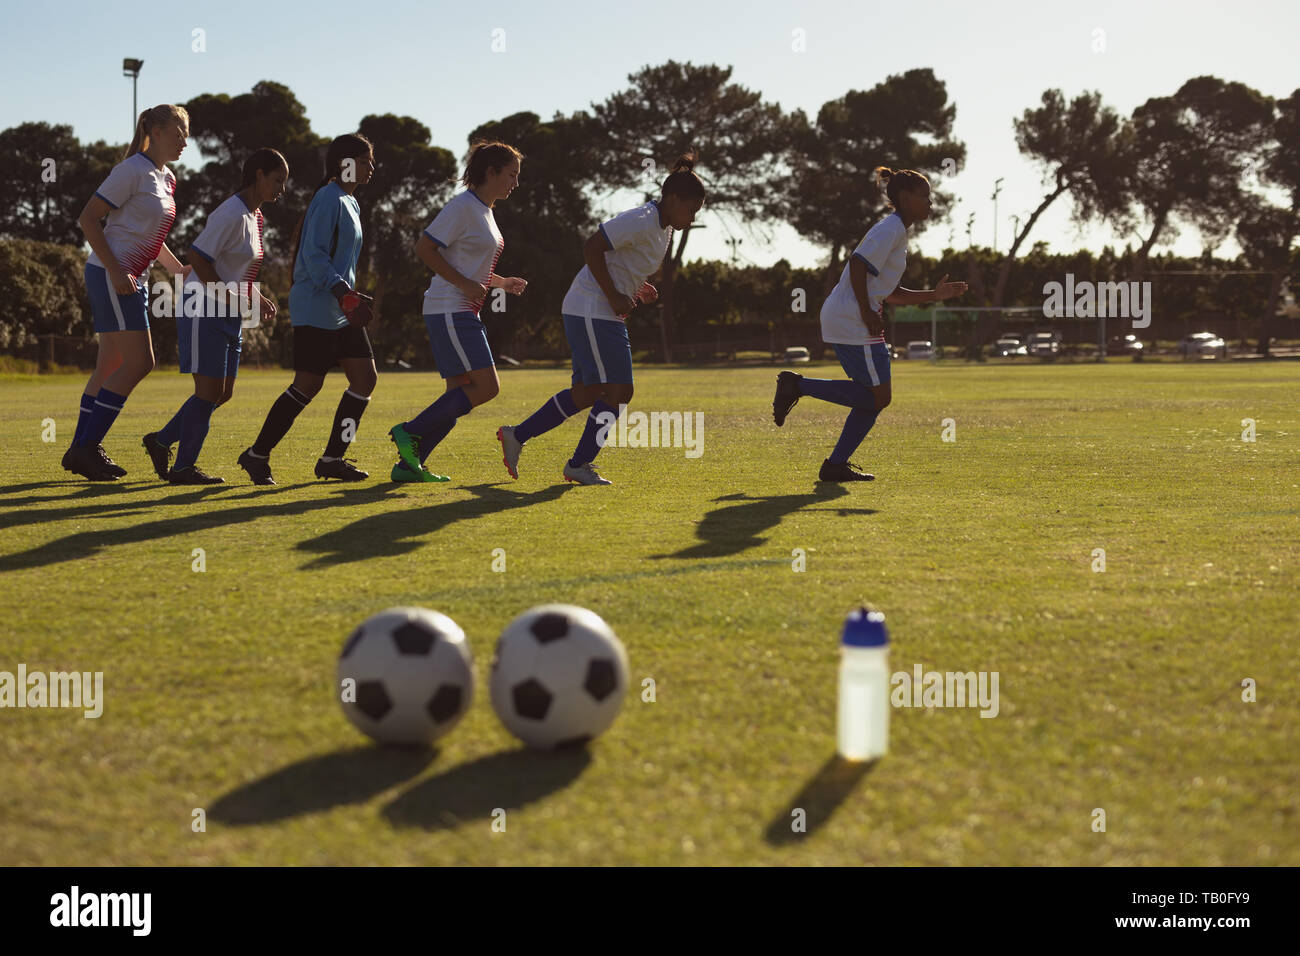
[
  {"left": 142, "top": 432, "right": 172, "bottom": 480},
  {"left": 315, "top": 457, "right": 369, "bottom": 482},
  {"left": 94, "top": 444, "right": 127, "bottom": 477},
  {"left": 63, "top": 444, "right": 118, "bottom": 481},
  {"left": 818, "top": 459, "right": 875, "bottom": 482},
  {"left": 168, "top": 464, "right": 225, "bottom": 485},
  {"left": 237, "top": 448, "right": 276, "bottom": 486},
  {"left": 773, "top": 370, "right": 802, "bottom": 426}
]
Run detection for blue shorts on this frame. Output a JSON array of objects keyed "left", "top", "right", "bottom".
[
  {"left": 564, "top": 314, "right": 633, "bottom": 385},
  {"left": 425, "top": 311, "right": 493, "bottom": 378},
  {"left": 85, "top": 262, "right": 149, "bottom": 333},
  {"left": 833, "top": 342, "right": 892, "bottom": 387},
  {"left": 178, "top": 314, "right": 241, "bottom": 378}
]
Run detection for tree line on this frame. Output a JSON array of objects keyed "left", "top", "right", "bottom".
[{"left": 1, "top": 63, "right": 1296, "bottom": 363}]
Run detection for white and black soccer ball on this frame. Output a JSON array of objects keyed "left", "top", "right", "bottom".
[
  {"left": 338, "top": 607, "right": 473, "bottom": 746},
  {"left": 489, "top": 604, "right": 629, "bottom": 749}
]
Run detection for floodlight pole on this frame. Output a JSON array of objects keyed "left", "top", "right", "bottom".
[
  {"left": 122, "top": 59, "right": 143, "bottom": 134},
  {"left": 991, "top": 178, "right": 1004, "bottom": 252}
]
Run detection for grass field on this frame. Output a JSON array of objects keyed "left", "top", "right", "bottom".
[{"left": 1, "top": 359, "right": 1297, "bottom": 866}]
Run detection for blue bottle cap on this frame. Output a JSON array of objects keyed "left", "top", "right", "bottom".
[{"left": 841, "top": 607, "right": 889, "bottom": 647}]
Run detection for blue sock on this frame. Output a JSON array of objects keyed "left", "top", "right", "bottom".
[
  {"left": 569, "top": 400, "right": 619, "bottom": 468},
  {"left": 515, "top": 390, "right": 578, "bottom": 443},
  {"left": 81, "top": 388, "right": 128, "bottom": 447},
  {"left": 417, "top": 416, "right": 459, "bottom": 465},
  {"left": 828, "top": 407, "right": 881, "bottom": 464},
  {"left": 72, "top": 394, "right": 95, "bottom": 446},
  {"left": 406, "top": 387, "right": 472, "bottom": 453},
  {"left": 156, "top": 399, "right": 190, "bottom": 447},
  {"left": 798, "top": 377, "right": 872, "bottom": 408},
  {"left": 174, "top": 397, "right": 216, "bottom": 471}
]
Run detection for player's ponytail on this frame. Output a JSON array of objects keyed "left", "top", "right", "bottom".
[
  {"left": 241, "top": 147, "right": 289, "bottom": 188},
  {"left": 124, "top": 104, "right": 190, "bottom": 161},
  {"left": 290, "top": 133, "right": 374, "bottom": 271},
  {"left": 874, "top": 166, "right": 929, "bottom": 210},
  {"left": 661, "top": 152, "right": 706, "bottom": 202},
  {"left": 462, "top": 141, "right": 524, "bottom": 188}
]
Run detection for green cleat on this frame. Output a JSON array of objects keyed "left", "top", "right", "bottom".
[
  {"left": 391, "top": 460, "right": 450, "bottom": 483},
  {"left": 388, "top": 423, "right": 424, "bottom": 474}
]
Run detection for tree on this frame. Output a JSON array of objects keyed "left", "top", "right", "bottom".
[
  {"left": 0, "top": 123, "right": 118, "bottom": 245},
  {"left": 785, "top": 68, "right": 966, "bottom": 287},
  {"left": 583, "top": 61, "right": 794, "bottom": 361}
]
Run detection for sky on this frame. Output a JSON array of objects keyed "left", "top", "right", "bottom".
[{"left": 3, "top": 0, "right": 1297, "bottom": 271}]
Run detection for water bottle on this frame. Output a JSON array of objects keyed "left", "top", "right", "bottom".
[{"left": 837, "top": 607, "right": 890, "bottom": 760}]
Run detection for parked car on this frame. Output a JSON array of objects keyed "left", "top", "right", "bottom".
[
  {"left": 1177, "top": 332, "right": 1228, "bottom": 359},
  {"left": 782, "top": 346, "right": 810, "bottom": 364},
  {"left": 1107, "top": 334, "right": 1145, "bottom": 356},
  {"left": 905, "top": 340, "right": 937, "bottom": 360},
  {"left": 992, "top": 334, "right": 1027, "bottom": 357},
  {"left": 1026, "top": 330, "right": 1062, "bottom": 359}
]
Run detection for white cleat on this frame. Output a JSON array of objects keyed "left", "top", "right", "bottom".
[
  {"left": 563, "top": 461, "right": 612, "bottom": 485},
  {"left": 497, "top": 425, "right": 522, "bottom": 479}
]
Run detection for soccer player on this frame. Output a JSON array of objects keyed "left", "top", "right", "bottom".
[
  {"left": 386, "top": 141, "right": 528, "bottom": 483},
  {"left": 771, "top": 166, "right": 967, "bottom": 481},
  {"left": 495, "top": 154, "right": 705, "bottom": 485},
  {"left": 238, "top": 134, "right": 376, "bottom": 485},
  {"left": 143, "top": 149, "right": 288, "bottom": 484},
  {"left": 62, "top": 104, "right": 190, "bottom": 481}
]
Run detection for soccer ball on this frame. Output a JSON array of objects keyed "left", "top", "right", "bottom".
[
  {"left": 489, "top": 604, "right": 629, "bottom": 749},
  {"left": 337, "top": 607, "right": 474, "bottom": 746}
]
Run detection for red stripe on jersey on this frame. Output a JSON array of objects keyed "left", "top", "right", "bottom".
[{"left": 466, "top": 236, "right": 506, "bottom": 313}]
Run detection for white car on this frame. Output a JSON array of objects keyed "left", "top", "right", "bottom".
[
  {"left": 905, "top": 340, "right": 937, "bottom": 360},
  {"left": 1177, "top": 332, "right": 1228, "bottom": 359},
  {"left": 782, "top": 346, "right": 811, "bottom": 364}
]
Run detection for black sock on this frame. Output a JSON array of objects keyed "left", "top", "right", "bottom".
[
  {"left": 323, "top": 389, "right": 370, "bottom": 459},
  {"left": 252, "top": 385, "right": 312, "bottom": 458}
]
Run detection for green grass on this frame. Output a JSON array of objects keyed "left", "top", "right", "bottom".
[{"left": 1, "top": 360, "right": 1297, "bottom": 865}]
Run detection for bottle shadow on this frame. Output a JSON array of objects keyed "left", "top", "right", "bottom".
[{"left": 763, "top": 754, "right": 877, "bottom": 846}]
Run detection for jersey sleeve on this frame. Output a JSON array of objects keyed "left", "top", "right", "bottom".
[
  {"left": 423, "top": 198, "right": 467, "bottom": 248},
  {"left": 93, "top": 159, "right": 140, "bottom": 210},
  {"left": 190, "top": 203, "right": 240, "bottom": 263},
  {"left": 298, "top": 192, "right": 345, "bottom": 292},
  {"left": 599, "top": 205, "right": 650, "bottom": 250},
  {"left": 851, "top": 217, "right": 904, "bottom": 276}
]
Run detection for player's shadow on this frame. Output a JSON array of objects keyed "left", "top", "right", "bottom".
[
  {"left": 0, "top": 480, "right": 145, "bottom": 505},
  {"left": 297, "top": 482, "right": 573, "bottom": 568},
  {"left": 0, "top": 484, "right": 400, "bottom": 572},
  {"left": 763, "top": 755, "right": 877, "bottom": 846},
  {"left": 651, "top": 485, "right": 877, "bottom": 560},
  {"left": 382, "top": 747, "right": 592, "bottom": 831},
  {"left": 208, "top": 745, "right": 437, "bottom": 825}
]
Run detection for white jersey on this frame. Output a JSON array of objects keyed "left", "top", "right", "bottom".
[
  {"left": 185, "top": 194, "right": 264, "bottom": 320},
  {"left": 86, "top": 152, "right": 178, "bottom": 277},
  {"left": 820, "top": 212, "right": 908, "bottom": 345},
  {"left": 562, "top": 201, "right": 671, "bottom": 322},
  {"left": 422, "top": 190, "right": 503, "bottom": 316}
]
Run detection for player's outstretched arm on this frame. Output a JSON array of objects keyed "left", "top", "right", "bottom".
[{"left": 884, "top": 274, "right": 968, "bottom": 304}]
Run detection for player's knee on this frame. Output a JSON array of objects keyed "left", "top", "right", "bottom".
[
  {"left": 874, "top": 388, "right": 892, "bottom": 411},
  {"left": 293, "top": 377, "right": 323, "bottom": 401},
  {"left": 477, "top": 379, "right": 501, "bottom": 404},
  {"left": 349, "top": 373, "right": 376, "bottom": 397},
  {"left": 219, "top": 385, "right": 235, "bottom": 406}
]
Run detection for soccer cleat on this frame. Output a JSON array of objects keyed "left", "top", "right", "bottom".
[
  {"left": 168, "top": 464, "right": 225, "bottom": 485},
  {"left": 497, "top": 425, "right": 522, "bottom": 479},
  {"left": 315, "top": 457, "right": 369, "bottom": 482},
  {"left": 94, "top": 444, "right": 127, "bottom": 477},
  {"left": 391, "top": 460, "right": 450, "bottom": 483},
  {"left": 142, "top": 432, "right": 172, "bottom": 479},
  {"left": 773, "top": 370, "right": 802, "bottom": 426},
  {"left": 563, "top": 461, "right": 612, "bottom": 485},
  {"left": 388, "top": 423, "right": 424, "bottom": 474},
  {"left": 818, "top": 459, "right": 875, "bottom": 482},
  {"left": 63, "top": 444, "right": 118, "bottom": 481},
  {"left": 237, "top": 448, "right": 276, "bottom": 486}
]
